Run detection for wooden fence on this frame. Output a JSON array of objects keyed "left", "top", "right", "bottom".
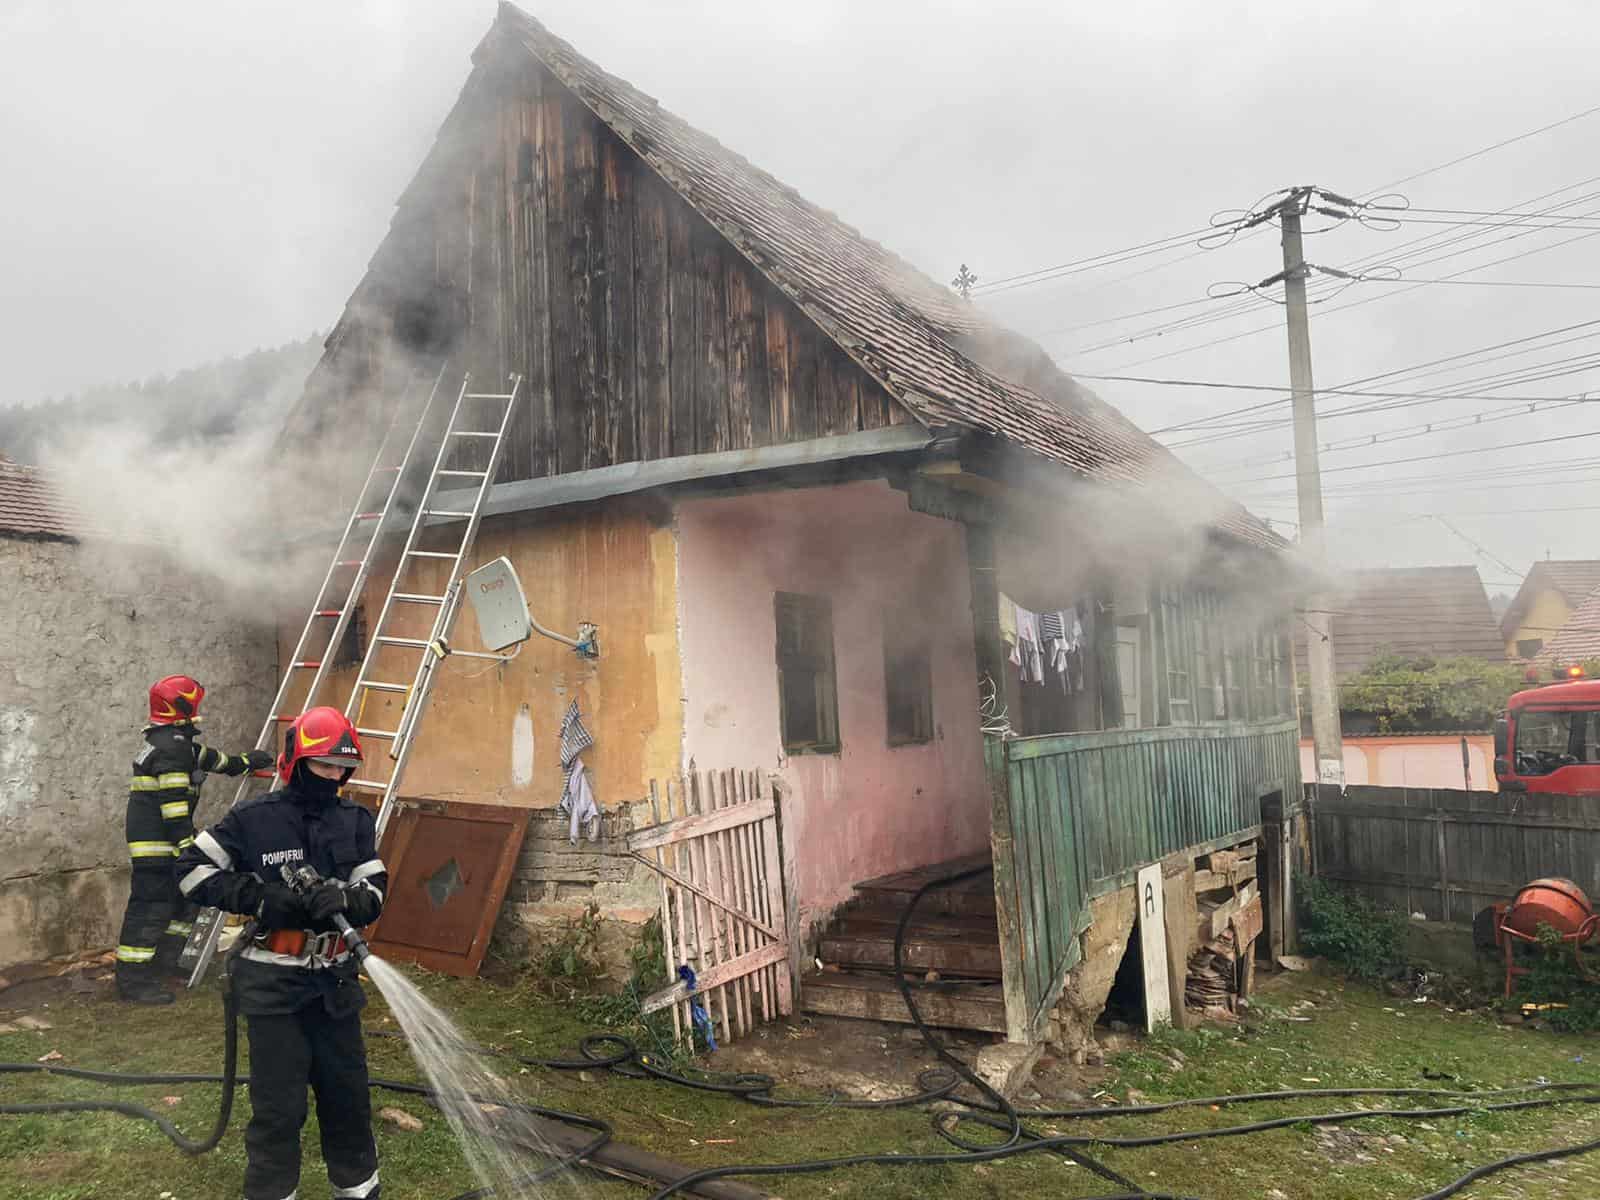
[
  {"left": 1312, "top": 785, "right": 1600, "bottom": 922},
  {"left": 991, "top": 718, "right": 1301, "bottom": 1041},
  {"left": 625, "top": 770, "right": 798, "bottom": 1048}
]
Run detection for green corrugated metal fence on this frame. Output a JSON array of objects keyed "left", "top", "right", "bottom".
[{"left": 989, "top": 718, "right": 1301, "bottom": 1041}]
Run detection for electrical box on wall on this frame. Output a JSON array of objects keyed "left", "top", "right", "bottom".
[{"left": 464, "top": 556, "right": 533, "bottom": 652}]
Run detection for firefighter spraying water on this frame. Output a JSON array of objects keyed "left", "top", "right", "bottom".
[{"left": 176, "top": 705, "right": 385, "bottom": 1200}]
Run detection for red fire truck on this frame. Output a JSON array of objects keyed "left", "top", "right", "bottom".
[{"left": 1494, "top": 666, "right": 1600, "bottom": 795}]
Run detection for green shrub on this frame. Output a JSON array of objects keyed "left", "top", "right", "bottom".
[
  {"left": 1296, "top": 875, "right": 1407, "bottom": 980},
  {"left": 1516, "top": 923, "right": 1600, "bottom": 1033}
]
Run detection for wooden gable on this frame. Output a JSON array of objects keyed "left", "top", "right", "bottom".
[{"left": 318, "top": 54, "right": 916, "bottom": 484}]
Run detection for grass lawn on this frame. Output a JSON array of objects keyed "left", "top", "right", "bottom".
[{"left": 2, "top": 963, "right": 1598, "bottom": 1200}]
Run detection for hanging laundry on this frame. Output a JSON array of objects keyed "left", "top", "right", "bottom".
[
  {"left": 559, "top": 755, "right": 601, "bottom": 844},
  {"left": 1039, "top": 609, "right": 1069, "bottom": 690},
  {"left": 999, "top": 593, "right": 1021, "bottom": 666},
  {"left": 557, "top": 700, "right": 601, "bottom": 843},
  {"left": 1014, "top": 604, "right": 1045, "bottom": 684},
  {"left": 559, "top": 699, "right": 594, "bottom": 769}
]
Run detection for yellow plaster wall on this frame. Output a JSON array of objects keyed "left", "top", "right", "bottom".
[
  {"left": 1506, "top": 589, "right": 1572, "bottom": 659},
  {"left": 281, "top": 503, "right": 682, "bottom": 810}
]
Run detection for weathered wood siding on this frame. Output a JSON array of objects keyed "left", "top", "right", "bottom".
[
  {"left": 337, "top": 60, "right": 909, "bottom": 482},
  {"left": 1312, "top": 785, "right": 1600, "bottom": 922},
  {"left": 989, "top": 718, "right": 1301, "bottom": 1040}
]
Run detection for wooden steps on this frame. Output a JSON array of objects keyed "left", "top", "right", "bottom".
[
  {"left": 851, "top": 854, "right": 996, "bottom": 919},
  {"left": 801, "top": 970, "right": 1008, "bottom": 1033},
  {"left": 802, "top": 853, "right": 1004, "bottom": 1034},
  {"left": 819, "top": 904, "right": 1001, "bottom": 977}
]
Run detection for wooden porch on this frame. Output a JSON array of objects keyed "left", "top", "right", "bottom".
[
  {"left": 802, "top": 854, "right": 1009, "bottom": 1034},
  {"left": 802, "top": 717, "right": 1303, "bottom": 1042}
]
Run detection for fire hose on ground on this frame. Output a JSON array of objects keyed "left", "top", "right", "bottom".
[{"left": 5, "top": 863, "right": 1600, "bottom": 1200}]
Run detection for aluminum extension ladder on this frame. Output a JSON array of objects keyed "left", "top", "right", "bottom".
[
  {"left": 339, "top": 373, "right": 522, "bottom": 843},
  {"left": 181, "top": 370, "right": 521, "bottom": 986}
]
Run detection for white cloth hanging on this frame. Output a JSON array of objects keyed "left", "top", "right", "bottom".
[
  {"left": 1014, "top": 605, "right": 1044, "bottom": 684},
  {"left": 559, "top": 756, "right": 601, "bottom": 844}
]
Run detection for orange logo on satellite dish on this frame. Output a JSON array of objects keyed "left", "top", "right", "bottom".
[{"left": 479, "top": 578, "right": 505, "bottom": 594}]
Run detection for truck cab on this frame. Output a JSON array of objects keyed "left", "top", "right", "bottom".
[{"left": 1495, "top": 674, "right": 1600, "bottom": 795}]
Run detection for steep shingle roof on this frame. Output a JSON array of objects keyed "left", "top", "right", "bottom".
[
  {"left": 0, "top": 458, "right": 87, "bottom": 541},
  {"left": 1537, "top": 587, "right": 1600, "bottom": 666},
  {"left": 483, "top": 3, "right": 1278, "bottom": 549},
  {"left": 1500, "top": 560, "right": 1600, "bottom": 643},
  {"left": 1297, "top": 566, "right": 1505, "bottom": 679}
]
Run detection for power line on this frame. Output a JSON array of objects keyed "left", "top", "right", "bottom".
[
  {"left": 1087, "top": 195, "right": 1600, "bottom": 372},
  {"left": 1342, "top": 276, "right": 1600, "bottom": 291},
  {"left": 1238, "top": 455, "right": 1600, "bottom": 495},
  {"left": 1358, "top": 102, "right": 1600, "bottom": 194},
  {"left": 1228, "top": 429, "right": 1600, "bottom": 486},
  {"left": 1200, "top": 397, "right": 1592, "bottom": 475},
  {"left": 971, "top": 226, "right": 1212, "bottom": 295},
  {"left": 1236, "top": 463, "right": 1600, "bottom": 502},
  {"left": 1176, "top": 350, "right": 1600, "bottom": 449},
  {"left": 1146, "top": 316, "right": 1600, "bottom": 436},
  {"left": 1054, "top": 181, "right": 1600, "bottom": 362}
]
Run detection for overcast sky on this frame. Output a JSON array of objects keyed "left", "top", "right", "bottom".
[{"left": 4, "top": 0, "right": 1598, "bottom": 591}]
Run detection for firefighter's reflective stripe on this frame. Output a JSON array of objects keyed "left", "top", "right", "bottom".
[
  {"left": 331, "top": 1170, "right": 380, "bottom": 1198},
  {"left": 240, "top": 943, "right": 352, "bottom": 969},
  {"left": 347, "top": 858, "right": 385, "bottom": 884},
  {"left": 129, "top": 840, "right": 176, "bottom": 858},
  {"left": 176, "top": 835, "right": 195, "bottom": 851},
  {"left": 179, "top": 864, "right": 221, "bottom": 895},
  {"left": 165, "top": 920, "right": 193, "bottom": 936},
  {"left": 116, "top": 944, "right": 156, "bottom": 963},
  {"left": 160, "top": 800, "right": 190, "bottom": 820},
  {"left": 347, "top": 859, "right": 387, "bottom": 901},
  {"left": 195, "top": 829, "right": 233, "bottom": 870},
  {"left": 130, "top": 771, "right": 195, "bottom": 791}
]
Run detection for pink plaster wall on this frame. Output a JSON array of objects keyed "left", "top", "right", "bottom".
[
  {"left": 1298, "top": 734, "right": 1497, "bottom": 791},
  {"left": 676, "top": 481, "right": 990, "bottom": 935}
]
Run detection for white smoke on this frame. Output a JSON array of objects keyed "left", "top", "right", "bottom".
[{"left": 38, "top": 402, "right": 369, "bottom": 623}]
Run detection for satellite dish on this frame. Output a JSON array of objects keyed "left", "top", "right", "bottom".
[{"left": 463, "top": 556, "right": 533, "bottom": 652}]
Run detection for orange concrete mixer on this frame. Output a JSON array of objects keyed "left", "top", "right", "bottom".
[{"left": 1495, "top": 877, "right": 1600, "bottom": 997}]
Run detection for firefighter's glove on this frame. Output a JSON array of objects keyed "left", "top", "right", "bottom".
[
  {"left": 305, "top": 882, "right": 348, "bottom": 926},
  {"left": 256, "top": 882, "right": 310, "bottom": 930},
  {"left": 244, "top": 749, "right": 274, "bottom": 772},
  {"left": 215, "top": 873, "right": 263, "bottom": 916},
  {"left": 345, "top": 884, "right": 382, "bottom": 928}
]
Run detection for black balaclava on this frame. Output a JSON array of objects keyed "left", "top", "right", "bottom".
[{"left": 291, "top": 760, "right": 345, "bottom": 805}]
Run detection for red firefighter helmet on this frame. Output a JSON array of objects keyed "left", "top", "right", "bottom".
[
  {"left": 149, "top": 675, "right": 205, "bottom": 725},
  {"left": 278, "top": 706, "right": 364, "bottom": 784}
]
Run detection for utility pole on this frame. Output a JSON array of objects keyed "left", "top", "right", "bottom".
[{"left": 1278, "top": 188, "right": 1344, "bottom": 788}]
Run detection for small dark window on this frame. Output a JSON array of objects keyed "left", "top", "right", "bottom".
[
  {"left": 884, "top": 615, "right": 933, "bottom": 746},
  {"left": 775, "top": 592, "right": 839, "bottom": 754},
  {"left": 333, "top": 605, "right": 368, "bottom": 669},
  {"left": 1517, "top": 637, "right": 1545, "bottom": 660}
]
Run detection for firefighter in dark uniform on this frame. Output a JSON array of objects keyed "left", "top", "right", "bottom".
[
  {"left": 118, "top": 674, "right": 273, "bottom": 1005},
  {"left": 176, "top": 705, "right": 385, "bottom": 1200}
]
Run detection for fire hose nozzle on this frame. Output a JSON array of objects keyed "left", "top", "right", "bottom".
[
  {"left": 334, "top": 914, "right": 373, "bottom": 964},
  {"left": 281, "top": 865, "right": 373, "bottom": 963}
]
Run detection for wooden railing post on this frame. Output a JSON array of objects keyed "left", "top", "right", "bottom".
[{"left": 985, "top": 739, "right": 1032, "bottom": 1043}]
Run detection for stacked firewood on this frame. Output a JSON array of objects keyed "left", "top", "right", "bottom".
[{"left": 1185, "top": 925, "right": 1238, "bottom": 1012}]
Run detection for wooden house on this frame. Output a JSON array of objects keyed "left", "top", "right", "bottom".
[{"left": 278, "top": 3, "right": 1303, "bottom": 1048}]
